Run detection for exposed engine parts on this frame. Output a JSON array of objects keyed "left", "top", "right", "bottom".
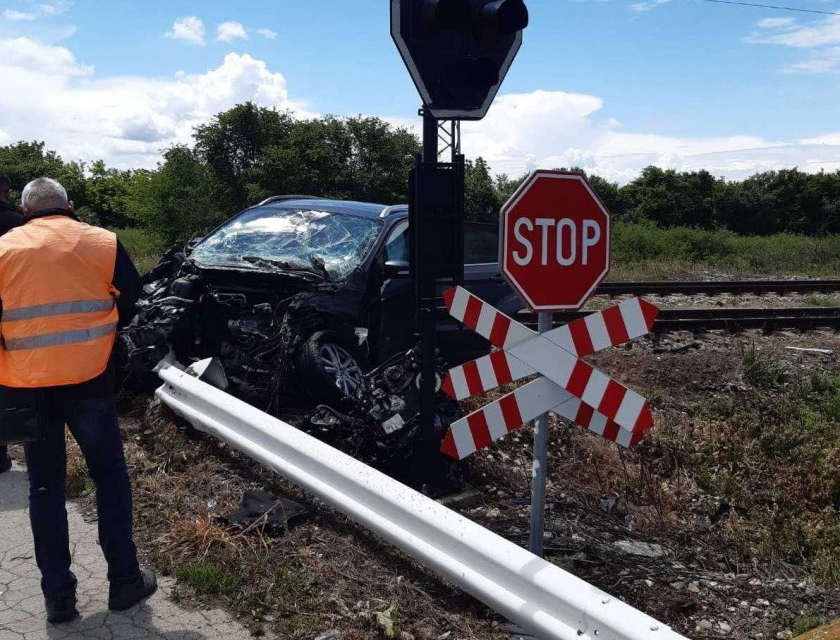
[
  {"left": 302, "top": 345, "right": 462, "bottom": 486},
  {"left": 118, "top": 248, "right": 334, "bottom": 408}
]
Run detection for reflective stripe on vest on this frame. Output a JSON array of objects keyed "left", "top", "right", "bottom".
[
  {"left": 4, "top": 321, "right": 117, "bottom": 351},
  {"left": 3, "top": 299, "right": 116, "bottom": 323}
]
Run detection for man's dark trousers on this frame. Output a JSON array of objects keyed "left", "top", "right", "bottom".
[{"left": 23, "top": 392, "right": 139, "bottom": 599}]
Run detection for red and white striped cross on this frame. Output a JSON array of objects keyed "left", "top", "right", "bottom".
[{"left": 439, "top": 287, "right": 660, "bottom": 461}]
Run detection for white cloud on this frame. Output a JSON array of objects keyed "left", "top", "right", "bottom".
[
  {"left": 3, "top": 1, "right": 70, "bottom": 21},
  {"left": 0, "top": 37, "right": 309, "bottom": 169},
  {"left": 748, "top": 16, "right": 840, "bottom": 73},
  {"left": 4, "top": 9, "right": 37, "bottom": 20},
  {"left": 452, "top": 90, "right": 840, "bottom": 182},
  {"left": 39, "top": 2, "right": 72, "bottom": 17},
  {"left": 165, "top": 16, "right": 205, "bottom": 46},
  {"left": 756, "top": 17, "right": 794, "bottom": 29},
  {"left": 630, "top": 0, "right": 672, "bottom": 12},
  {"left": 0, "top": 37, "right": 92, "bottom": 76},
  {"left": 257, "top": 28, "right": 278, "bottom": 40},
  {"left": 217, "top": 21, "right": 247, "bottom": 42},
  {"left": 1, "top": 36, "right": 838, "bottom": 183}
]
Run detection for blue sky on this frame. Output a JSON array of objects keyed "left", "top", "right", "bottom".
[{"left": 1, "top": 0, "right": 839, "bottom": 181}]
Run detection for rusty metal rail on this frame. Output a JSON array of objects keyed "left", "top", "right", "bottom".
[
  {"left": 516, "top": 307, "right": 840, "bottom": 333},
  {"left": 595, "top": 280, "right": 840, "bottom": 296}
]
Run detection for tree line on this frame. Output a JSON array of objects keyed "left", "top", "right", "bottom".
[{"left": 1, "top": 102, "right": 839, "bottom": 245}]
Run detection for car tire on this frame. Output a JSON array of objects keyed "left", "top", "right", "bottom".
[{"left": 299, "top": 330, "right": 366, "bottom": 404}]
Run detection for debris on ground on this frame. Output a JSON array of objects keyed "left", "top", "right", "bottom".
[{"left": 220, "top": 489, "right": 308, "bottom": 537}]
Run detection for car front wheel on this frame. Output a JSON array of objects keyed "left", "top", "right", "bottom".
[{"left": 298, "top": 330, "right": 366, "bottom": 404}]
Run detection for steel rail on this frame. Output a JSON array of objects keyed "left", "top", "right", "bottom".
[
  {"left": 516, "top": 307, "right": 840, "bottom": 333},
  {"left": 595, "top": 280, "right": 840, "bottom": 296},
  {"left": 156, "top": 361, "right": 689, "bottom": 640}
]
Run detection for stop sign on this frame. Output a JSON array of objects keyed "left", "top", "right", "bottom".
[{"left": 500, "top": 170, "right": 611, "bottom": 312}]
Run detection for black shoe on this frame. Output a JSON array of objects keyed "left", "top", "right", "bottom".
[
  {"left": 0, "top": 456, "right": 11, "bottom": 474},
  {"left": 45, "top": 593, "right": 79, "bottom": 624},
  {"left": 108, "top": 569, "right": 157, "bottom": 611}
]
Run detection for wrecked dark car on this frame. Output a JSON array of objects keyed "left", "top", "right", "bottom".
[{"left": 119, "top": 196, "right": 520, "bottom": 410}]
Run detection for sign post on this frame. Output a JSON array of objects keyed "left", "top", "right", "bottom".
[
  {"left": 499, "top": 170, "right": 612, "bottom": 556},
  {"left": 529, "top": 312, "right": 552, "bottom": 556}
]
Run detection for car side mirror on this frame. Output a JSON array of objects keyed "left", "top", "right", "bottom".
[
  {"left": 384, "top": 260, "right": 410, "bottom": 278},
  {"left": 185, "top": 237, "right": 204, "bottom": 253}
]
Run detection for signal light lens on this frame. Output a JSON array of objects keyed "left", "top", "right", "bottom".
[{"left": 474, "top": 0, "right": 529, "bottom": 45}]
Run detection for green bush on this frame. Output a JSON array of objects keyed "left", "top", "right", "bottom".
[
  {"left": 115, "top": 228, "right": 168, "bottom": 274},
  {"left": 612, "top": 222, "right": 840, "bottom": 276}
]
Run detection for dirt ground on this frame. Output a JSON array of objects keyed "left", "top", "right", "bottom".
[
  {"left": 465, "top": 328, "right": 840, "bottom": 640},
  {"left": 15, "top": 291, "right": 840, "bottom": 640}
]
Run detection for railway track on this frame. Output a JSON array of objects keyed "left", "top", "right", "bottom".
[
  {"left": 595, "top": 279, "right": 840, "bottom": 296},
  {"left": 516, "top": 307, "right": 840, "bottom": 332}
]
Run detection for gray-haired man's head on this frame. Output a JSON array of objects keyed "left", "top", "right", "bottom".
[{"left": 21, "top": 178, "right": 69, "bottom": 214}]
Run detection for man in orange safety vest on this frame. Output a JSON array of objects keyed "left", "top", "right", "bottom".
[{"left": 0, "top": 177, "right": 157, "bottom": 623}]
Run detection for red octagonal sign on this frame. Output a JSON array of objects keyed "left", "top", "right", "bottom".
[{"left": 500, "top": 170, "right": 611, "bottom": 312}]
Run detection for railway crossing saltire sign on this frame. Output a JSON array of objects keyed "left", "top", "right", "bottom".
[{"left": 439, "top": 286, "right": 661, "bottom": 460}]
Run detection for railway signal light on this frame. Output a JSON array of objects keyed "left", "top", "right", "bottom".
[{"left": 391, "top": 0, "right": 529, "bottom": 120}]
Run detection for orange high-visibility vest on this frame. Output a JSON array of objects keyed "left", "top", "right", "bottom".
[{"left": 0, "top": 214, "right": 119, "bottom": 388}]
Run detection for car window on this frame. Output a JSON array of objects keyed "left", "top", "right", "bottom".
[
  {"left": 190, "top": 206, "right": 383, "bottom": 280},
  {"left": 384, "top": 221, "right": 409, "bottom": 262},
  {"left": 465, "top": 222, "right": 499, "bottom": 264}
]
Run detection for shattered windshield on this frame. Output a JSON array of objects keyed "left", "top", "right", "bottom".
[{"left": 190, "top": 207, "right": 383, "bottom": 280}]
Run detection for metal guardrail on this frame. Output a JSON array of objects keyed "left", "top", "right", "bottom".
[{"left": 156, "top": 360, "right": 690, "bottom": 640}]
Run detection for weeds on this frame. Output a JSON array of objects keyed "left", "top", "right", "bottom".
[
  {"left": 791, "top": 610, "right": 826, "bottom": 636},
  {"left": 115, "top": 228, "right": 168, "bottom": 274},
  {"left": 611, "top": 221, "right": 840, "bottom": 278},
  {"left": 65, "top": 436, "right": 94, "bottom": 498},
  {"left": 740, "top": 343, "right": 786, "bottom": 388},
  {"left": 175, "top": 561, "right": 241, "bottom": 597},
  {"left": 804, "top": 295, "right": 840, "bottom": 308}
]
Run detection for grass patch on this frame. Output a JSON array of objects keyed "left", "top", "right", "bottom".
[
  {"left": 611, "top": 221, "right": 840, "bottom": 278},
  {"left": 791, "top": 610, "right": 826, "bottom": 636},
  {"left": 646, "top": 357, "right": 840, "bottom": 584},
  {"left": 740, "top": 343, "right": 786, "bottom": 388},
  {"left": 115, "top": 228, "right": 168, "bottom": 274},
  {"left": 114, "top": 221, "right": 840, "bottom": 280},
  {"left": 804, "top": 295, "right": 840, "bottom": 307},
  {"left": 175, "top": 561, "right": 241, "bottom": 597}
]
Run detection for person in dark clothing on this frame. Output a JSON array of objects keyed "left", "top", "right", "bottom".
[
  {"left": 0, "top": 170, "right": 22, "bottom": 474},
  {"left": 0, "top": 178, "right": 156, "bottom": 623},
  {"left": 0, "top": 170, "right": 22, "bottom": 235}
]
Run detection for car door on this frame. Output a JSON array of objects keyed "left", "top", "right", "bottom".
[{"left": 376, "top": 220, "right": 415, "bottom": 362}]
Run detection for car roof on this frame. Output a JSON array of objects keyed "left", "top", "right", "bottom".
[{"left": 260, "top": 198, "right": 407, "bottom": 220}]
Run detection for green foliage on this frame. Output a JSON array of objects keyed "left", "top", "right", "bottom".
[
  {"left": 175, "top": 561, "right": 241, "bottom": 597},
  {"left": 611, "top": 221, "right": 840, "bottom": 275},
  {"left": 465, "top": 157, "right": 500, "bottom": 222},
  {"left": 3, "top": 105, "right": 840, "bottom": 248},
  {"left": 791, "top": 610, "right": 825, "bottom": 635},
  {"left": 193, "top": 103, "right": 418, "bottom": 213},
  {"left": 115, "top": 228, "right": 168, "bottom": 274},
  {"left": 128, "top": 146, "right": 225, "bottom": 245},
  {"left": 740, "top": 344, "right": 786, "bottom": 389}
]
